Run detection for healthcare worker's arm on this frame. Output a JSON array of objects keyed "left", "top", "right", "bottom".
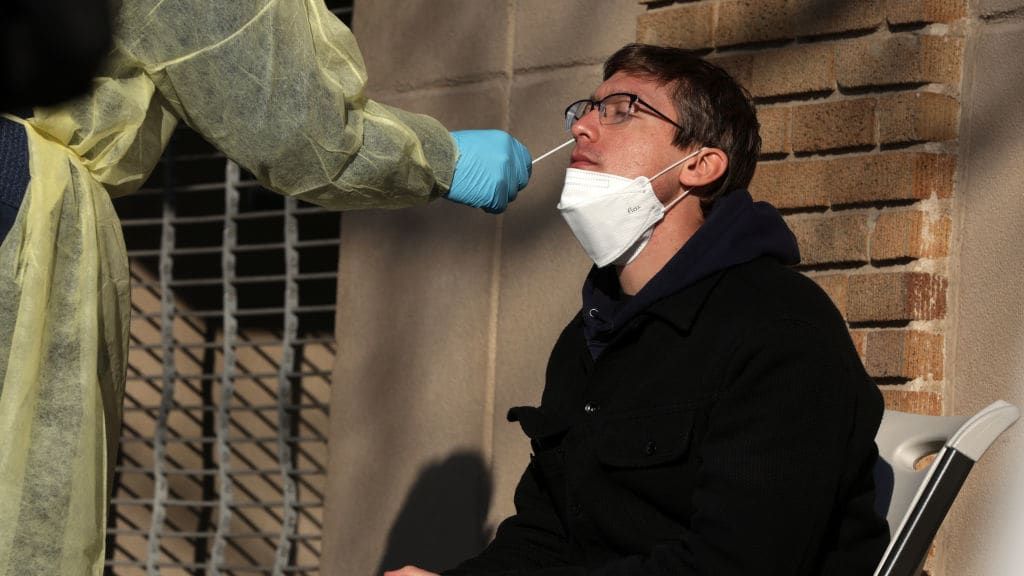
[{"left": 27, "top": 0, "right": 530, "bottom": 212}]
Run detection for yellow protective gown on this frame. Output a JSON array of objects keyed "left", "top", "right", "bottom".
[{"left": 0, "top": 1, "right": 456, "bottom": 574}]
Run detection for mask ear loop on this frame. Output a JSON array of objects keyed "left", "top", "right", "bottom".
[
  {"left": 649, "top": 147, "right": 704, "bottom": 182},
  {"left": 663, "top": 187, "right": 691, "bottom": 212},
  {"left": 650, "top": 147, "right": 703, "bottom": 212}
]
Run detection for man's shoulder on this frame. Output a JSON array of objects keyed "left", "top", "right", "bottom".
[{"left": 705, "top": 256, "right": 845, "bottom": 329}]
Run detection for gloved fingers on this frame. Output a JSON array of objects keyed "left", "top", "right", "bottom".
[
  {"left": 447, "top": 129, "right": 530, "bottom": 213},
  {"left": 483, "top": 177, "right": 507, "bottom": 213},
  {"left": 507, "top": 136, "right": 532, "bottom": 203}
]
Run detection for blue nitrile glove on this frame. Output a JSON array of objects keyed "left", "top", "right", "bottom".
[{"left": 447, "top": 130, "right": 532, "bottom": 213}]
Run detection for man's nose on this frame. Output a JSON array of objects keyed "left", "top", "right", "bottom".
[{"left": 571, "top": 108, "right": 599, "bottom": 140}]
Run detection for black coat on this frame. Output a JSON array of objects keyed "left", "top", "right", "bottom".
[{"left": 447, "top": 256, "right": 889, "bottom": 575}]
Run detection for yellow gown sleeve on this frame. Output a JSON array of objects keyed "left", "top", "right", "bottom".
[
  {"left": 0, "top": 2, "right": 458, "bottom": 575},
  {"left": 30, "top": 0, "right": 457, "bottom": 209}
]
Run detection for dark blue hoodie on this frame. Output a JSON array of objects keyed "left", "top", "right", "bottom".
[
  {"left": 0, "top": 116, "right": 30, "bottom": 246},
  {"left": 581, "top": 188, "right": 800, "bottom": 359}
]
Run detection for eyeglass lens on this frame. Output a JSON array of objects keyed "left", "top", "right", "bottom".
[{"left": 564, "top": 94, "right": 636, "bottom": 132}]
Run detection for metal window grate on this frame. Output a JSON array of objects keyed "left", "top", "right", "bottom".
[{"left": 106, "top": 4, "right": 352, "bottom": 574}]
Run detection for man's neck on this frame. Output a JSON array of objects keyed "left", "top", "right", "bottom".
[{"left": 617, "top": 198, "right": 705, "bottom": 295}]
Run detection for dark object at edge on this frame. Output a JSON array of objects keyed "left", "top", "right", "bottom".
[{"left": 1, "top": 0, "right": 112, "bottom": 111}]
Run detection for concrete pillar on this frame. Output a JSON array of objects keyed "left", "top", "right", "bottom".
[{"left": 945, "top": 1, "right": 1024, "bottom": 573}]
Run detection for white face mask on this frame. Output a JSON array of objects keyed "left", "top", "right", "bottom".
[{"left": 557, "top": 149, "right": 702, "bottom": 268}]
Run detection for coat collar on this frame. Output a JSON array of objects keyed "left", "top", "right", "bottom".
[
  {"left": 641, "top": 267, "right": 727, "bottom": 333},
  {"left": 580, "top": 189, "right": 798, "bottom": 358}
]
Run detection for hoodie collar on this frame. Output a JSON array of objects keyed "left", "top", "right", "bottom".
[{"left": 581, "top": 189, "right": 799, "bottom": 358}]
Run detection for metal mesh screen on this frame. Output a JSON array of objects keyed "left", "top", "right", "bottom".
[{"left": 105, "top": 4, "right": 352, "bottom": 573}]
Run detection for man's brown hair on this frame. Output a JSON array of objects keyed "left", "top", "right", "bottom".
[{"left": 604, "top": 43, "right": 761, "bottom": 204}]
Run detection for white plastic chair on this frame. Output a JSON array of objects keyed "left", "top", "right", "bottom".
[{"left": 873, "top": 400, "right": 1020, "bottom": 576}]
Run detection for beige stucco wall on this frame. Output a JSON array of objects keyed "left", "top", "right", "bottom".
[
  {"left": 323, "top": 2, "right": 641, "bottom": 574},
  {"left": 945, "top": 1, "right": 1024, "bottom": 574}
]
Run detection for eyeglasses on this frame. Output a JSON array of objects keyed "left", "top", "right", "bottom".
[{"left": 564, "top": 92, "right": 684, "bottom": 133}]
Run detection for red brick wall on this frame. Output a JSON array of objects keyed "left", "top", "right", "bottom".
[{"left": 637, "top": 0, "right": 965, "bottom": 418}]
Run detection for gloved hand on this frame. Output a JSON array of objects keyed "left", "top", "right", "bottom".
[{"left": 446, "top": 130, "right": 532, "bottom": 213}]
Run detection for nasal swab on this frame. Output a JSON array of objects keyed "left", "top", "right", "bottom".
[{"left": 532, "top": 138, "right": 575, "bottom": 165}]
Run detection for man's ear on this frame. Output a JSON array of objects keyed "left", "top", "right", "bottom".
[{"left": 678, "top": 148, "right": 728, "bottom": 190}]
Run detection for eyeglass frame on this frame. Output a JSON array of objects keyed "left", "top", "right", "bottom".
[{"left": 563, "top": 92, "right": 685, "bottom": 133}]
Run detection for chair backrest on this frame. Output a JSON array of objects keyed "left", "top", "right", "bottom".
[{"left": 873, "top": 400, "right": 1020, "bottom": 576}]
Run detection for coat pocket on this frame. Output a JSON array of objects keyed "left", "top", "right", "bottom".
[{"left": 595, "top": 406, "right": 696, "bottom": 467}]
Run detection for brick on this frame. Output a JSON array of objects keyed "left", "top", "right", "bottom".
[
  {"left": 787, "top": 212, "right": 870, "bottom": 266},
  {"left": 757, "top": 106, "right": 791, "bottom": 155},
  {"left": 790, "top": 0, "right": 884, "bottom": 38},
  {"left": 864, "top": 330, "right": 944, "bottom": 380},
  {"left": 749, "top": 160, "right": 831, "bottom": 210},
  {"left": 637, "top": 4, "right": 714, "bottom": 50},
  {"left": 878, "top": 92, "right": 959, "bottom": 145},
  {"left": 871, "top": 210, "right": 952, "bottom": 262},
  {"left": 715, "top": 0, "right": 791, "bottom": 48},
  {"left": 791, "top": 98, "right": 877, "bottom": 153},
  {"left": 882, "top": 389, "right": 944, "bottom": 415},
  {"left": 811, "top": 273, "right": 850, "bottom": 317},
  {"left": 752, "top": 153, "right": 955, "bottom": 211},
  {"left": 887, "top": 0, "right": 968, "bottom": 25},
  {"left": 749, "top": 44, "right": 835, "bottom": 98},
  {"left": 827, "top": 153, "right": 956, "bottom": 206},
  {"left": 836, "top": 34, "right": 964, "bottom": 90},
  {"left": 847, "top": 272, "right": 947, "bottom": 323}
]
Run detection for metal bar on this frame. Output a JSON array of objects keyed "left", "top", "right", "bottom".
[
  {"left": 123, "top": 403, "right": 327, "bottom": 413},
  {"left": 104, "top": 561, "right": 326, "bottom": 573},
  {"left": 118, "top": 435, "right": 325, "bottom": 445},
  {"left": 231, "top": 501, "right": 324, "bottom": 509},
  {"left": 105, "top": 560, "right": 327, "bottom": 574},
  {"left": 133, "top": 305, "right": 336, "bottom": 319},
  {"left": 211, "top": 159, "right": 242, "bottom": 574},
  {"left": 142, "top": 271, "right": 336, "bottom": 289},
  {"left": 108, "top": 529, "right": 323, "bottom": 541},
  {"left": 274, "top": 196, "right": 301, "bottom": 574},
  {"left": 144, "top": 148, "right": 178, "bottom": 575},
  {"left": 127, "top": 239, "right": 339, "bottom": 259},
  {"left": 129, "top": 338, "right": 334, "bottom": 351},
  {"left": 115, "top": 496, "right": 324, "bottom": 510},
  {"left": 116, "top": 467, "right": 324, "bottom": 477},
  {"left": 127, "top": 370, "right": 331, "bottom": 381}
]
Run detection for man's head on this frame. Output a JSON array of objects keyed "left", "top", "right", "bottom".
[{"left": 568, "top": 43, "right": 760, "bottom": 205}]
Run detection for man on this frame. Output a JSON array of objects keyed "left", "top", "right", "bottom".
[
  {"left": 0, "top": 2, "right": 530, "bottom": 574},
  {"left": 387, "top": 44, "right": 889, "bottom": 575}
]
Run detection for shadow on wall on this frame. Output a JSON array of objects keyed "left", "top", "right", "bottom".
[{"left": 376, "top": 451, "right": 494, "bottom": 574}]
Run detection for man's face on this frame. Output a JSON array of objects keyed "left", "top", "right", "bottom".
[{"left": 569, "top": 71, "right": 694, "bottom": 202}]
